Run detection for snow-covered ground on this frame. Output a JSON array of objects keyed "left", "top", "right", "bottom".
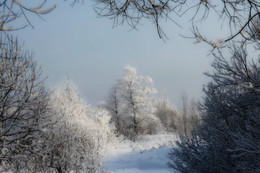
[{"left": 103, "top": 134, "right": 178, "bottom": 173}]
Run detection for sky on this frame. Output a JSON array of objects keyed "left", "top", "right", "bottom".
[{"left": 14, "top": 1, "right": 230, "bottom": 107}]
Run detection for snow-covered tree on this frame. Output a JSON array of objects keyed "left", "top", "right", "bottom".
[
  {"left": 106, "top": 65, "right": 163, "bottom": 140},
  {"left": 155, "top": 93, "right": 179, "bottom": 132},
  {"left": 45, "top": 79, "right": 116, "bottom": 172},
  {"left": 176, "top": 93, "right": 201, "bottom": 136},
  {"left": 0, "top": 38, "right": 50, "bottom": 172},
  {"left": 169, "top": 45, "right": 260, "bottom": 173},
  {"left": 105, "top": 86, "right": 122, "bottom": 135}
]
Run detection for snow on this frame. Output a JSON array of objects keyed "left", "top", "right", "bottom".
[
  {"left": 103, "top": 134, "right": 178, "bottom": 173},
  {"left": 104, "top": 147, "right": 172, "bottom": 173}
]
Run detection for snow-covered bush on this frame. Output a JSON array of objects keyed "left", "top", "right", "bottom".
[{"left": 45, "top": 79, "right": 116, "bottom": 172}]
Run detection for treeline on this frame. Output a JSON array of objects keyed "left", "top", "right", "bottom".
[{"left": 0, "top": 38, "right": 199, "bottom": 172}]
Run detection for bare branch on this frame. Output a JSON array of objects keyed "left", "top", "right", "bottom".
[{"left": 0, "top": 0, "right": 56, "bottom": 32}]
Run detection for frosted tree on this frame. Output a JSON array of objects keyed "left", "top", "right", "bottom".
[
  {"left": 155, "top": 93, "right": 179, "bottom": 132},
  {"left": 45, "top": 79, "right": 116, "bottom": 172},
  {"left": 115, "top": 65, "right": 162, "bottom": 140},
  {"left": 0, "top": 38, "right": 50, "bottom": 172}
]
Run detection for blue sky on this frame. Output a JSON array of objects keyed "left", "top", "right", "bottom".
[{"left": 15, "top": 1, "right": 229, "bottom": 107}]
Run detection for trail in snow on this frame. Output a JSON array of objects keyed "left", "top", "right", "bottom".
[
  {"left": 103, "top": 134, "right": 177, "bottom": 173},
  {"left": 104, "top": 147, "right": 172, "bottom": 173}
]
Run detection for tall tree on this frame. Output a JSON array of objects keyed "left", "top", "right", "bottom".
[
  {"left": 105, "top": 65, "right": 163, "bottom": 140},
  {"left": 119, "top": 65, "right": 161, "bottom": 139}
]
